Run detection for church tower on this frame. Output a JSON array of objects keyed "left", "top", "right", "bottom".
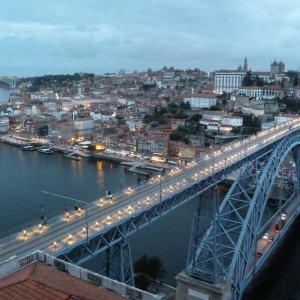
[{"left": 243, "top": 58, "right": 248, "bottom": 71}]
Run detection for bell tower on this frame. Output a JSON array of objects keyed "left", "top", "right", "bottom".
[{"left": 243, "top": 58, "right": 248, "bottom": 71}]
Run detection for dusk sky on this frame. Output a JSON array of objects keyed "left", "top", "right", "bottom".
[{"left": 1, "top": 0, "right": 300, "bottom": 76}]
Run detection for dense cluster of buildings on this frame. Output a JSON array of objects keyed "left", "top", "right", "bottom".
[{"left": 0, "top": 60, "right": 299, "bottom": 160}]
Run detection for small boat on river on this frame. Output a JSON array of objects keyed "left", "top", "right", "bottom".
[
  {"left": 38, "top": 145, "right": 53, "bottom": 154},
  {"left": 21, "top": 145, "right": 37, "bottom": 151}
]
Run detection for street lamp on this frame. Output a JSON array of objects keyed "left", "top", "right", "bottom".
[
  {"left": 41, "top": 191, "right": 89, "bottom": 244},
  {"left": 243, "top": 138, "right": 247, "bottom": 160},
  {"left": 158, "top": 175, "right": 162, "bottom": 202}
]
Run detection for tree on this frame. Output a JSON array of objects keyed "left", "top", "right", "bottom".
[
  {"left": 180, "top": 101, "right": 191, "bottom": 109},
  {"left": 134, "top": 254, "right": 149, "bottom": 274},
  {"left": 146, "top": 256, "right": 165, "bottom": 283},
  {"left": 134, "top": 273, "right": 150, "bottom": 291},
  {"left": 191, "top": 114, "right": 202, "bottom": 122},
  {"left": 294, "top": 75, "right": 298, "bottom": 87},
  {"left": 134, "top": 254, "right": 165, "bottom": 284},
  {"left": 242, "top": 70, "right": 253, "bottom": 86}
]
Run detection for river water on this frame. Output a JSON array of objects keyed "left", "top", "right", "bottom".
[{"left": 1, "top": 89, "right": 300, "bottom": 298}]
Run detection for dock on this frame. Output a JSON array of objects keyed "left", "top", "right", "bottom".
[{"left": 64, "top": 152, "right": 81, "bottom": 161}]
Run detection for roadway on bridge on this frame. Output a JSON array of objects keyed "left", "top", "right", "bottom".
[{"left": 0, "top": 119, "right": 299, "bottom": 263}]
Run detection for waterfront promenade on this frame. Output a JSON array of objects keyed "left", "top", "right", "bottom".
[{"left": 0, "top": 134, "right": 173, "bottom": 173}]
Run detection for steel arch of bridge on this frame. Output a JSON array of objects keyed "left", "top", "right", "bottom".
[
  {"left": 0, "top": 76, "right": 16, "bottom": 87},
  {"left": 186, "top": 130, "right": 300, "bottom": 300}
]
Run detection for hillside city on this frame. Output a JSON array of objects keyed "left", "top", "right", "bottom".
[{"left": 1, "top": 58, "right": 299, "bottom": 160}]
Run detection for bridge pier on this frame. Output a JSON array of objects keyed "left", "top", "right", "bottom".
[
  {"left": 175, "top": 271, "right": 232, "bottom": 300},
  {"left": 96, "top": 239, "right": 134, "bottom": 286}
]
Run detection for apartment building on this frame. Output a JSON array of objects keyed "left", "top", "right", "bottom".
[{"left": 175, "top": 93, "right": 217, "bottom": 109}]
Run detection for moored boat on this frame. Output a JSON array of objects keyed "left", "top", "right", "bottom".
[
  {"left": 39, "top": 149, "right": 53, "bottom": 154},
  {"left": 22, "top": 145, "right": 37, "bottom": 151},
  {"left": 38, "top": 145, "right": 53, "bottom": 154}
]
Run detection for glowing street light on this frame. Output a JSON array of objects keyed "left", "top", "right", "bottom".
[{"left": 158, "top": 175, "right": 162, "bottom": 202}]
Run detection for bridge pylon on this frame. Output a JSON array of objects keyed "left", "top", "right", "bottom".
[{"left": 178, "top": 130, "right": 300, "bottom": 300}]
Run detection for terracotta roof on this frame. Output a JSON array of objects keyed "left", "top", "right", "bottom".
[{"left": 0, "top": 262, "right": 125, "bottom": 300}]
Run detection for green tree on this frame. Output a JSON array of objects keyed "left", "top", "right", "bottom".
[
  {"left": 134, "top": 254, "right": 165, "bottom": 284},
  {"left": 146, "top": 256, "right": 166, "bottom": 283},
  {"left": 242, "top": 70, "right": 253, "bottom": 86},
  {"left": 134, "top": 254, "right": 149, "bottom": 274},
  {"left": 180, "top": 101, "right": 191, "bottom": 109},
  {"left": 191, "top": 114, "right": 202, "bottom": 122},
  {"left": 134, "top": 273, "right": 150, "bottom": 291},
  {"left": 294, "top": 75, "right": 298, "bottom": 87}
]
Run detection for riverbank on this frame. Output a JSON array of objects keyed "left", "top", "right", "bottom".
[{"left": 1, "top": 134, "right": 172, "bottom": 174}]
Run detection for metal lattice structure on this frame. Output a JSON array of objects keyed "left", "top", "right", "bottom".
[
  {"left": 186, "top": 130, "right": 300, "bottom": 299},
  {"left": 0, "top": 76, "right": 16, "bottom": 87},
  {"left": 55, "top": 126, "right": 300, "bottom": 295}
]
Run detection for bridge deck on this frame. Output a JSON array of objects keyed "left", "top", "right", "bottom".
[{"left": 0, "top": 119, "right": 298, "bottom": 264}]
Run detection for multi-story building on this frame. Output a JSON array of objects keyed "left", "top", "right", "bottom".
[
  {"left": 200, "top": 111, "right": 243, "bottom": 131},
  {"left": 214, "top": 70, "right": 246, "bottom": 93},
  {"left": 238, "top": 85, "right": 283, "bottom": 100},
  {"left": 238, "top": 86, "right": 262, "bottom": 100},
  {"left": 221, "top": 116, "right": 243, "bottom": 127},
  {"left": 275, "top": 113, "right": 300, "bottom": 124},
  {"left": 163, "top": 72, "right": 174, "bottom": 82},
  {"left": 261, "top": 85, "right": 283, "bottom": 99},
  {"left": 175, "top": 93, "right": 217, "bottom": 109},
  {"left": 168, "top": 140, "right": 209, "bottom": 160}
]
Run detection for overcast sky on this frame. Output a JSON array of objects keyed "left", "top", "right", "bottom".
[{"left": 1, "top": 0, "right": 300, "bottom": 76}]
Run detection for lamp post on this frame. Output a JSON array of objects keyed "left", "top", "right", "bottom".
[
  {"left": 119, "top": 166, "right": 122, "bottom": 191},
  {"left": 41, "top": 191, "right": 89, "bottom": 244},
  {"left": 243, "top": 138, "right": 247, "bottom": 160},
  {"left": 158, "top": 174, "right": 162, "bottom": 202}
]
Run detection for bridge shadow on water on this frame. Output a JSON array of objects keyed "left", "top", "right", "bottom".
[{"left": 243, "top": 214, "right": 300, "bottom": 300}]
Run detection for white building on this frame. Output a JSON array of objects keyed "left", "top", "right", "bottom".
[
  {"left": 202, "top": 111, "right": 224, "bottom": 121},
  {"left": 275, "top": 113, "right": 300, "bottom": 124},
  {"left": 175, "top": 93, "right": 217, "bottom": 109},
  {"left": 214, "top": 70, "right": 246, "bottom": 93},
  {"left": 239, "top": 85, "right": 283, "bottom": 100},
  {"left": 238, "top": 86, "right": 263, "bottom": 100},
  {"left": 163, "top": 72, "right": 174, "bottom": 82},
  {"left": 221, "top": 116, "right": 243, "bottom": 127}
]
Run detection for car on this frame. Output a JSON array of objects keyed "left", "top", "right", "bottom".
[
  {"left": 256, "top": 252, "right": 263, "bottom": 258},
  {"left": 262, "top": 233, "right": 269, "bottom": 240},
  {"left": 275, "top": 223, "right": 280, "bottom": 232},
  {"left": 268, "top": 237, "right": 274, "bottom": 243},
  {"left": 281, "top": 212, "right": 287, "bottom": 221}
]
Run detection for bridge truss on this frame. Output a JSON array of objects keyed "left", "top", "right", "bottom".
[
  {"left": 186, "top": 130, "right": 300, "bottom": 300},
  {"left": 0, "top": 76, "right": 16, "bottom": 87},
  {"left": 55, "top": 129, "right": 300, "bottom": 299}
]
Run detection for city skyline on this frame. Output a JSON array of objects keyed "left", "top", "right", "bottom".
[{"left": 1, "top": 0, "right": 300, "bottom": 76}]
